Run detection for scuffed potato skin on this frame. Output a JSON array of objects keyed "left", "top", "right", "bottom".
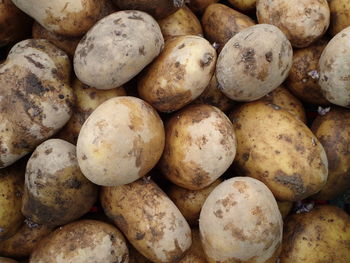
[
  {"left": 188, "top": 0, "right": 219, "bottom": 14},
  {"left": 227, "top": 0, "right": 256, "bottom": 11},
  {"left": 101, "top": 179, "right": 192, "bottom": 263},
  {"left": 30, "top": 220, "right": 129, "bottom": 263},
  {"left": 179, "top": 229, "right": 207, "bottom": 263},
  {"left": 0, "top": 258, "right": 18, "bottom": 263},
  {"left": 329, "top": 0, "right": 350, "bottom": 36},
  {"left": 0, "top": 39, "right": 73, "bottom": 168}
]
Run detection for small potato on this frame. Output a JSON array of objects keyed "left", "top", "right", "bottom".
[
  {"left": 257, "top": 0, "right": 330, "bottom": 48},
  {"left": 227, "top": 0, "right": 256, "bottom": 11},
  {"left": 0, "top": 258, "right": 18, "bottom": 263},
  {"left": 138, "top": 35, "right": 216, "bottom": 112},
  {"left": 30, "top": 220, "right": 129, "bottom": 263},
  {"left": 277, "top": 201, "right": 293, "bottom": 219},
  {"left": 22, "top": 139, "right": 98, "bottom": 226},
  {"left": 179, "top": 229, "right": 207, "bottom": 263},
  {"left": 216, "top": 24, "right": 293, "bottom": 101},
  {"left": 329, "top": 0, "right": 350, "bottom": 36},
  {"left": 188, "top": 0, "right": 219, "bottom": 14},
  {"left": 101, "top": 179, "right": 192, "bottom": 263},
  {"left": 200, "top": 177, "right": 283, "bottom": 263}
]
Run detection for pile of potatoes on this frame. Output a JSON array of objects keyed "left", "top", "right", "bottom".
[{"left": 0, "top": 0, "right": 350, "bottom": 262}]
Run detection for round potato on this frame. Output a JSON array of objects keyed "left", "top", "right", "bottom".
[
  {"left": 318, "top": 27, "right": 350, "bottom": 107},
  {"left": 74, "top": 11, "right": 164, "bottom": 90},
  {"left": 30, "top": 220, "right": 128, "bottom": 263},
  {"left": 22, "top": 139, "right": 98, "bottom": 226},
  {"left": 227, "top": 0, "right": 256, "bottom": 11},
  {"left": 0, "top": 258, "right": 18, "bottom": 263},
  {"left": 329, "top": 0, "right": 350, "bottom": 36},
  {"left": 229, "top": 101, "right": 328, "bottom": 201},
  {"left": 101, "top": 178, "right": 192, "bottom": 263},
  {"left": 179, "top": 229, "right": 207, "bottom": 263},
  {"left": 217, "top": 24, "right": 292, "bottom": 102},
  {"left": 188, "top": 0, "right": 219, "bottom": 14},
  {"left": 138, "top": 35, "right": 216, "bottom": 112},
  {"left": 280, "top": 205, "right": 350, "bottom": 263},
  {"left": 277, "top": 201, "right": 293, "bottom": 219},
  {"left": 200, "top": 177, "right": 283, "bottom": 263},
  {"left": 257, "top": 0, "right": 330, "bottom": 48}
]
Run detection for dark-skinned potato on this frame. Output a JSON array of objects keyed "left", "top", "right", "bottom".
[
  {"left": 257, "top": 0, "right": 330, "bottom": 48},
  {"left": 318, "top": 26, "right": 350, "bottom": 107},
  {"left": 329, "top": 0, "right": 350, "bottom": 36},
  {"left": 311, "top": 107, "right": 350, "bottom": 200},
  {"left": 230, "top": 101, "right": 328, "bottom": 201},
  {"left": 200, "top": 177, "right": 283, "bottom": 263},
  {"left": 22, "top": 139, "right": 98, "bottom": 226},
  {"left": 202, "top": 3, "right": 255, "bottom": 52},
  {"left": 74, "top": 11, "right": 164, "bottom": 90},
  {"left": 0, "top": 39, "right": 73, "bottom": 168},
  {"left": 158, "top": 6, "right": 203, "bottom": 40},
  {"left": 159, "top": 104, "right": 236, "bottom": 190},
  {"left": 286, "top": 40, "right": 329, "bottom": 105},
  {"left": 0, "top": 258, "right": 18, "bottom": 263},
  {"left": 217, "top": 24, "right": 293, "bottom": 102},
  {"left": 277, "top": 201, "right": 293, "bottom": 219},
  {"left": 138, "top": 35, "right": 216, "bottom": 113},
  {"left": 30, "top": 220, "right": 129, "bottom": 263},
  {"left": 179, "top": 229, "right": 207, "bottom": 263},
  {"left": 101, "top": 179, "right": 192, "bottom": 263},
  {"left": 280, "top": 205, "right": 350, "bottom": 263},
  {"left": 227, "top": 0, "right": 256, "bottom": 11},
  {"left": 188, "top": 0, "right": 219, "bottom": 14}
]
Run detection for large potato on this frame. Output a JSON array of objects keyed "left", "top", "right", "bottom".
[
  {"left": 280, "top": 205, "right": 350, "bottom": 263},
  {"left": 329, "top": 0, "right": 350, "bottom": 36},
  {"left": 200, "top": 177, "right": 283, "bottom": 263},
  {"left": 229, "top": 101, "right": 328, "bottom": 201},
  {"left": 216, "top": 24, "right": 292, "bottom": 101},
  {"left": 77, "top": 97, "right": 165, "bottom": 186},
  {"left": 22, "top": 139, "right": 98, "bottom": 226},
  {"left": 138, "top": 36, "right": 216, "bottom": 112},
  {"left": 30, "top": 220, "right": 128, "bottom": 263},
  {"left": 227, "top": 0, "right": 256, "bottom": 11},
  {"left": 101, "top": 179, "right": 192, "bottom": 263},
  {"left": 74, "top": 11, "right": 164, "bottom": 90},
  {"left": 179, "top": 229, "right": 207, "bottom": 263},
  {"left": 0, "top": 39, "right": 73, "bottom": 168},
  {"left": 257, "top": 0, "right": 330, "bottom": 48},
  {"left": 188, "top": 0, "right": 219, "bottom": 14},
  {"left": 318, "top": 26, "right": 350, "bottom": 107}
]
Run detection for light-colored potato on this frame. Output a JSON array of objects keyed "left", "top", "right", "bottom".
[
  {"left": 227, "top": 0, "right": 256, "bottom": 11},
  {"left": 0, "top": 258, "right": 18, "bottom": 263},
  {"left": 329, "top": 0, "right": 350, "bottom": 36},
  {"left": 179, "top": 229, "right": 207, "bottom": 263},
  {"left": 138, "top": 35, "right": 216, "bottom": 112},
  {"left": 0, "top": 39, "right": 73, "bottom": 168},
  {"left": 74, "top": 11, "right": 164, "bottom": 90},
  {"left": 22, "top": 139, "right": 98, "bottom": 226},
  {"left": 229, "top": 101, "right": 328, "bottom": 201},
  {"left": 200, "top": 177, "right": 283, "bottom": 263},
  {"left": 188, "top": 0, "right": 219, "bottom": 14},
  {"left": 257, "top": 0, "right": 330, "bottom": 48},
  {"left": 277, "top": 201, "right": 293, "bottom": 219},
  {"left": 318, "top": 27, "right": 350, "bottom": 107},
  {"left": 77, "top": 97, "right": 165, "bottom": 186},
  {"left": 30, "top": 220, "right": 129, "bottom": 263},
  {"left": 217, "top": 24, "right": 292, "bottom": 102},
  {"left": 101, "top": 179, "right": 192, "bottom": 263}
]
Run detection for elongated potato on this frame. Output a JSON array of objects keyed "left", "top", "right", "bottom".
[
  {"left": 101, "top": 179, "right": 192, "bottom": 263},
  {"left": 179, "top": 229, "right": 207, "bottom": 263},
  {"left": 228, "top": 0, "right": 256, "bottom": 11},
  {"left": 329, "top": 0, "right": 350, "bottom": 36},
  {"left": 188, "top": 0, "right": 219, "bottom": 14}
]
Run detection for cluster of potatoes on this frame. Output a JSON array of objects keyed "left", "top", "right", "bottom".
[{"left": 1, "top": 0, "right": 350, "bottom": 263}]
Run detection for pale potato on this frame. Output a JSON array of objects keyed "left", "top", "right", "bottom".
[{"left": 329, "top": 0, "right": 350, "bottom": 36}]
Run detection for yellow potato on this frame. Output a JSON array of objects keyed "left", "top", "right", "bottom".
[
  {"left": 277, "top": 201, "right": 293, "bottom": 219},
  {"left": 179, "top": 229, "right": 208, "bottom": 263},
  {"left": 188, "top": 0, "right": 219, "bottom": 14},
  {"left": 227, "top": 0, "right": 256, "bottom": 11},
  {"left": 329, "top": 0, "right": 350, "bottom": 36}
]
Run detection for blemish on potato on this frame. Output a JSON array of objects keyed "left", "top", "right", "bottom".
[{"left": 233, "top": 181, "right": 248, "bottom": 193}]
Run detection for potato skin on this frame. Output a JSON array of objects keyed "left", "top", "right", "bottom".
[
  {"left": 179, "top": 229, "right": 207, "bottom": 263},
  {"left": 188, "top": 0, "right": 219, "bottom": 13},
  {"left": 30, "top": 220, "right": 129, "bottom": 263},
  {"left": 216, "top": 24, "right": 292, "bottom": 101},
  {"left": 227, "top": 0, "right": 256, "bottom": 11},
  {"left": 0, "top": 258, "right": 18, "bottom": 263},
  {"left": 329, "top": 0, "right": 350, "bottom": 36},
  {"left": 200, "top": 177, "right": 283, "bottom": 263},
  {"left": 277, "top": 201, "right": 293, "bottom": 219},
  {"left": 101, "top": 179, "right": 192, "bottom": 263},
  {"left": 229, "top": 101, "right": 328, "bottom": 201},
  {"left": 311, "top": 107, "right": 350, "bottom": 200},
  {"left": 257, "top": 0, "right": 330, "bottom": 48},
  {"left": 280, "top": 205, "right": 350, "bottom": 263}
]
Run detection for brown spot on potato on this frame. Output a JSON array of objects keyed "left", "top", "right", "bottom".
[
  {"left": 24, "top": 55, "right": 44, "bottom": 69},
  {"left": 82, "top": 154, "right": 87, "bottom": 160},
  {"left": 178, "top": 43, "right": 185, "bottom": 49},
  {"left": 25, "top": 73, "right": 45, "bottom": 95},
  {"left": 200, "top": 52, "right": 214, "bottom": 69},
  {"left": 136, "top": 232, "right": 145, "bottom": 240},
  {"left": 265, "top": 51, "right": 273, "bottom": 62},
  {"left": 44, "top": 148, "right": 52, "bottom": 155},
  {"left": 139, "top": 46, "right": 146, "bottom": 56},
  {"left": 233, "top": 181, "right": 248, "bottom": 193},
  {"left": 274, "top": 170, "right": 305, "bottom": 197},
  {"left": 65, "top": 178, "right": 82, "bottom": 189},
  {"left": 224, "top": 222, "right": 247, "bottom": 241},
  {"left": 214, "top": 209, "right": 224, "bottom": 218}
]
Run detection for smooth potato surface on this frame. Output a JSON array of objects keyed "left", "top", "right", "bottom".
[{"left": 329, "top": 0, "right": 350, "bottom": 36}]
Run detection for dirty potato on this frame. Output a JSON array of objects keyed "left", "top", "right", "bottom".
[
  {"left": 257, "top": 0, "right": 330, "bottom": 48},
  {"left": 329, "top": 0, "right": 350, "bottom": 36},
  {"left": 227, "top": 0, "right": 256, "bottom": 11},
  {"left": 179, "top": 229, "right": 207, "bottom": 263},
  {"left": 138, "top": 35, "right": 216, "bottom": 112},
  {"left": 277, "top": 201, "right": 293, "bottom": 219},
  {"left": 216, "top": 24, "right": 293, "bottom": 101},
  {"left": 188, "top": 0, "right": 219, "bottom": 14},
  {"left": 200, "top": 177, "right": 283, "bottom": 263},
  {"left": 101, "top": 179, "right": 192, "bottom": 263},
  {"left": 0, "top": 258, "right": 18, "bottom": 263},
  {"left": 229, "top": 101, "right": 328, "bottom": 201},
  {"left": 129, "top": 245, "right": 152, "bottom": 263}
]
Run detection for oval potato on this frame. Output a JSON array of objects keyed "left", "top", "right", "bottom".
[
  {"left": 329, "top": 0, "right": 350, "bottom": 36},
  {"left": 227, "top": 0, "right": 256, "bottom": 11}
]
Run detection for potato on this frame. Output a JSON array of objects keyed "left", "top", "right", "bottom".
[
  {"left": 216, "top": 24, "right": 292, "bottom": 102},
  {"left": 329, "top": 0, "right": 350, "bottom": 36},
  {"left": 0, "top": 39, "right": 73, "bottom": 168},
  {"left": 101, "top": 178, "right": 192, "bottom": 263},
  {"left": 227, "top": 0, "right": 256, "bottom": 11},
  {"left": 74, "top": 11, "right": 164, "bottom": 90},
  {"left": 77, "top": 97, "right": 165, "bottom": 186},
  {"left": 158, "top": 6, "right": 203, "bottom": 40},
  {"left": 188, "top": 0, "right": 219, "bottom": 14},
  {"left": 0, "top": 258, "right": 18, "bottom": 263},
  {"left": 202, "top": 3, "right": 255, "bottom": 52},
  {"left": 30, "top": 220, "right": 128, "bottom": 263},
  {"left": 256, "top": 0, "right": 330, "bottom": 48},
  {"left": 58, "top": 79, "right": 126, "bottom": 145},
  {"left": 167, "top": 179, "right": 222, "bottom": 226},
  {"left": 286, "top": 40, "right": 329, "bottom": 105},
  {"left": 311, "top": 107, "right": 350, "bottom": 200},
  {"left": 22, "top": 139, "right": 98, "bottom": 226},
  {"left": 229, "top": 101, "right": 328, "bottom": 201},
  {"left": 129, "top": 245, "right": 152, "bottom": 263},
  {"left": 138, "top": 35, "right": 216, "bottom": 112},
  {"left": 318, "top": 27, "right": 350, "bottom": 107},
  {"left": 280, "top": 205, "right": 350, "bottom": 263},
  {"left": 179, "top": 229, "right": 207, "bottom": 263},
  {"left": 277, "top": 201, "right": 293, "bottom": 219},
  {"left": 160, "top": 104, "right": 236, "bottom": 190},
  {"left": 200, "top": 177, "right": 283, "bottom": 263}
]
